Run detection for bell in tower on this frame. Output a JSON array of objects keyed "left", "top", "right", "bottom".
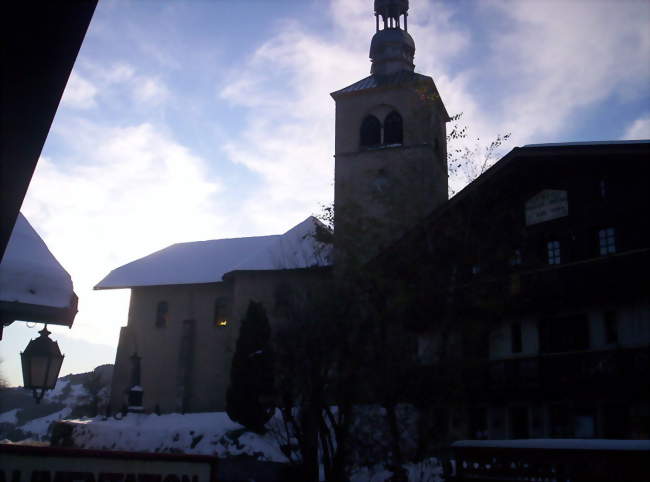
[{"left": 371, "top": 0, "right": 415, "bottom": 75}]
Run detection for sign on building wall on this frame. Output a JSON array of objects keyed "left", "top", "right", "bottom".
[
  {"left": 525, "top": 189, "right": 569, "bottom": 226},
  {"left": 0, "top": 444, "right": 217, "bottom": 482}
]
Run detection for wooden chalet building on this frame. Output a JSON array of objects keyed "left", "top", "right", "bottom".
[{"left": 378, "top": 140, "right": 650, "bottom": 442}]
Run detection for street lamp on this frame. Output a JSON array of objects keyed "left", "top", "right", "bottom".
[{"left": 20, "top": 325, "right": 64, "bottom": 403}]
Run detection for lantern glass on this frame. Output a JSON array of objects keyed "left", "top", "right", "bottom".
[{"left": 20, "top": 326, "right": 64, "bottom": 401}]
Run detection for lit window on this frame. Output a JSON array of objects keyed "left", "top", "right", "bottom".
[
  {"left": 217, "top": 319, "right": 228, "bottom": 327},
  {"left": 598, "top": 227, "right": 616, "bottom": 255},
  {"left": 155, "top": 301, "right": 168, "bottom": 327},
  {"left": 547, "top": 240, "right": 561, "bottom": 265}
]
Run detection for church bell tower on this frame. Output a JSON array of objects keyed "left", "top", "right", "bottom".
[{"left": 331, "top": 0, "right": 450, "bottom": 264}]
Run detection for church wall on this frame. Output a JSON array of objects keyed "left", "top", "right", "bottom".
[
  {"left": 109, "top": 281, "right": 233, "bottom": 413},
  {"left": 228, "top": 268, "right": 330, "bottom": 333},
  {"left": 109, "top": 268, "right": 329, "bottom": 414}
]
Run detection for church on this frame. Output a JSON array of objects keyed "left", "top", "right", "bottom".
[
  {"left": 97, "top": 0, "right": 649, "bottom": 442},
  {"left": 97, "top": 0, "right": 449, "bottom": 414}
]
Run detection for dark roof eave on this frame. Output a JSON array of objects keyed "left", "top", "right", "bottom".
[{"left": 0, "top": 292, "right": 78, "bottom": 328}]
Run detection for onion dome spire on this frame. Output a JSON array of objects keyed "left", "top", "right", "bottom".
[{"left": 370, "top": 0, "right": 415, "bottom": 75}]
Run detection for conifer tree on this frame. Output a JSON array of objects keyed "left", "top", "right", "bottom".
[{"left": 226, "top": 301, "right": 275, "bottom": 433}]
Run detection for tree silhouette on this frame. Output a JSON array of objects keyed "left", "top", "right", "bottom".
[{"left": 226, "top": 301, "right": 275, "bottom": 433}]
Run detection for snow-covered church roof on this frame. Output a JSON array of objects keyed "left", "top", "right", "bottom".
[{"left": 94, "top": 216, "right": 331, "bottom": 290}]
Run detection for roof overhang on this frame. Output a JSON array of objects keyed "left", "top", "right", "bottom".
[{"left": 0, "top": 1, "right": 98, "bottom": 260}]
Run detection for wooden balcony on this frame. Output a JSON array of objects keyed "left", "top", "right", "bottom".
[{"left": 487, "top": 346, "right": 650, "bottom": 399}]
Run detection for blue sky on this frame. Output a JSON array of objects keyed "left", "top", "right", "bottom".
[{"left": 2, "top": 0, "right": 649, "bottom": 386}]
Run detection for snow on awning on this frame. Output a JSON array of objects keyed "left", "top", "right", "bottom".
[
  {"left": 0, "top": 213, "right": 77, "bottom": 328},
  {"left": 94, "top": 216, "right": 332, "bottom": 290}
]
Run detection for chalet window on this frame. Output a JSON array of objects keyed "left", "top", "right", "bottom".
[
  {"left": 510, "top": 249, "right": 522, "bottom": 267},
  {"left": 511, "top": 322, "right": 523, "bottom": 353},
  {"left": 575, "top": 408, "right": 597, "bottom": 438},
  {"left": 469, "top": 407, "right": 488, "bottom": 440},
  {"left": 604, "top": 311, "right": 618, "bottom": 344},
  {"left": 383, "top": 110, "right": 403, "bottom": 145},
  {"left": 360, "top": 115, "right": 381, "bottom": 148},
  {"left": 155, "top": 301, "right": 169, "bottom": 327},
  {"left": 547, "top": 240, "right": 561, "bottom": 265},
  {"left": 550, "top": 404, "right": 571, "bottom": 437},
  {"left": 509, "top": 406, "right": 529, "bottom": 438},
  {"left": 540, "top": 314, "right": 590, "bottom": 353},
  {"left": 598, "top": 227, "right": 616, "bottom": 255}
]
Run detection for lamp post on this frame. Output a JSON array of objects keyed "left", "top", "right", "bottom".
[{"left": 20, "top": 325, "right": 64, "bottom": 403}]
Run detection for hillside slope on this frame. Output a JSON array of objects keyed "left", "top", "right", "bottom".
[{"left": 0, "top": 364, "right": 112, "bottom": 442}]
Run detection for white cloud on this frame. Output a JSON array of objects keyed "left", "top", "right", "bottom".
[
  {"left": 61, "top": 72, "right": 98, "bottom": 110},
  {"left": 21, "top": 121, "right": 225, "bottom": 347},
  {"left": 225, "top": 0, "right": 649, "bottom": 207},
  {"left": 76, "top": 61, "right": 170, "bottom": 108},
  {"left": 485, "top": 0, "right": 650, "bottom": 142},
  {"left": 623, "top": 115, "right": 650, "bottom": 140},
  {"left": 133, "top": 76, "right": 170, "bottom": 105},
  {"left": 218, "top": 0, "right": 476, "bottom": 232}
]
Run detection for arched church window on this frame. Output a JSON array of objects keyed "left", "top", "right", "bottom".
[
  {"left": 155, "top": 301, "right": 168, "bottom": 327},
  {"left": 384, "top": 110, "right": 403, "bottom": 145},
  {"left": 360, "top": 115, "right": 381, "bottom": 148}
]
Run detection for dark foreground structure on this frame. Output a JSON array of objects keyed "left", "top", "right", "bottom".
[
  {"left": 448, "top": 439, "right": 650, "bottom": 482},
  {"left": 380, "top": 140, "right": 650, "bottom": 442}
]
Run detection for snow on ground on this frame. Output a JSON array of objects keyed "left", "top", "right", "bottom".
[
  {"left": 63, "top": 410, "right": 447, "bottom": 481},
  {"left": 350, "top": 458, "right": 443, "bottom": 482},
  {"left": 20, "top": 407, "right": 72, "bottom": 436},
  {"left": 64, "top": 411, "right": 287, "bottom": 462},
  {"left": 1, "top": 375, "right": 97, "bottom": 442},
  {"left": 0, "top": 408, "right": 20, "bottom": 424}
]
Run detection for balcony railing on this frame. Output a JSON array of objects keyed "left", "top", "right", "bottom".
[
  {"left": 447, "top": 440, "right": 650, "bottom": 482},
  {"left": 488, "top": 346, "right": 649, "bottom": 395}
]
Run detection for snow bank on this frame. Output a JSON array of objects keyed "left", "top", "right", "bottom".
[
  {"left": 0, "top": 409, "right": 20, "bottom": 424},
  {"left": 350, "top": 457, "right": 443, "bottom": 482},
  {"left": 20, "top": 407, "right": 72, "bottom": 435},
  {"left": 63, "top": 411, "right": 287, "bottom": 462}
]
